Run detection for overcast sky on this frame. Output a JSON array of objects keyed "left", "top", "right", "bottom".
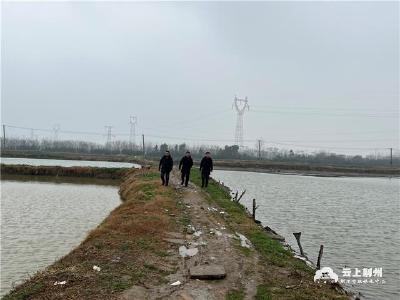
[{"left": 1, "top": 1, "right": 399, "bottom": 154}]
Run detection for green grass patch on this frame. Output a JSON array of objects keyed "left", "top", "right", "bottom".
[
  {"left": 98, "top": 269, "right": 144, "bottom": 292},
  {"left": 255, "top": 284, "right": 272, "bottom": 300},
  {"left": 246, "top": 229, "right": 291, "bottom": 266},
  {"left": 179, "top": 214, "right": 191, "bottom": 226},
  {"left": 108, "top": 277, "right": 133, "bottom": 292},
  {"left": 135, "top": 237, "right": 154, "bottom": 250},
  {"left": 226, "top": 289, "right": 245, "bottom": 300},
  {"left": 137, "top": 183, "right": 156, "bottom": 201},
  {"left": 233, "top": 239, "right": 252, "bottom": 257},
  {"left": 139, "top": 172, "right": 159, "bottom": 181},
  {"left": 119, "top": 241, "right": 131, "bottom": 251}
]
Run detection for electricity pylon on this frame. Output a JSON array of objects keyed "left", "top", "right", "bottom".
[
  {"left": 53, "top": 124, "right": 60, "bottom": 141},
  {"left": 105, "top": 126, "right": 113, "bottom": 149},
  {"left": 129, "top": 116, "right": 137, "bottom": 150},
  {"left": 233, "top": 96, "right": 249, "bottom": 148}
]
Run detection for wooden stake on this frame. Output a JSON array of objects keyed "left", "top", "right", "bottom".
[
  {"left": 252, "top": 198, "right": 256, "bottom": 220},
  {"left": 237, "top": 190, "right": 246, "bottom": 203},
  {"left": 293, "top": 232, "right": 304, "bottom": 256},
  {"left": 316, "top": 245, "right": 324, "bottom": 270}
]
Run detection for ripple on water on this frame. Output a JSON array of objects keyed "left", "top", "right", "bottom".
[{"left": 213, "top": 170, "right": 400, "bottom": 300}]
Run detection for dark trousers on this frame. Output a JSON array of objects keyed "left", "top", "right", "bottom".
[
  {"left": 201, "top": 172, "right": 210, "bottom": 187},
  {"left": 181, "top": 170, "right": 190, "bottom": 186},
  {"left": 160, "top": 170, "right": 170, "bottom": 186}
]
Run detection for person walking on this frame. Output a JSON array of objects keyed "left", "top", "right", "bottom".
[
  {"left": 200, "top": 151, "right": 213, "bottom": 188},
  {"left": 179, "top": 151, "right": 193, "bottom": 187},
  {"left": 159, "top": 150, "right": 173, "bottom": 186}
]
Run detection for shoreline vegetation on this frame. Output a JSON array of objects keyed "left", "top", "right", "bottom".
[
  {"left": 2, "top": 166, "right": 352, "bottom": 300},
  {"left": 1, "top": 150, "right": 399, "bottom": 178}
]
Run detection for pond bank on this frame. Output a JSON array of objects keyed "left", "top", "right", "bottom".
[
  {"left": 211, "top": 160, "right": 399, "bottom": 178},
  {"left": 1, "top": 164, "right": 132, "bottom": 180},
  {"left": 1, "top": 150, "right": 141, "bottom": 164},
  {"left": 3, "top": 168, "right": 351, "bottom": 300}
]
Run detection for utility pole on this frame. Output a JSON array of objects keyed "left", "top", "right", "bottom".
[
  {"left": 2, "top": 124, "right": 6, "bottom": 149},
  {"left": 390, "top": 147, "right": 393, "bottom": 166},
  {"left": 129, "top": 116, "right": 137, "bottom": 152},
  {"left": 233, "top": 96, "right": 249, "bottom": 148},
  {"left": 105, "top": 126, "right": 113, "bottom": 150},
  {"left": 142, "top": 134, "right": 145, "bottom": 158}
]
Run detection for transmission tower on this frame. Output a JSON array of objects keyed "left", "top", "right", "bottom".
[
  {"left": 105, "top": 126, "right": 113, "bottom": 149},
  {"left": 53, "top": 124, "right": 60, "bottom": 141},
  {"left": 129, "top": 116, "right": 137, "bottom": 150},
  {"left": 233, "top": 96, "right": 249, "bottom": 148}
]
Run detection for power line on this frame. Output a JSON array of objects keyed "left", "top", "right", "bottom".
[
  {"left": 3, "top": 123, "right": 398, "bottom": 151},
  {"left": 250, "top": 108, "right": 398, "bottom": 118},
  {"left": 4, "top": 124, "right": 105, "bottom": 136},
  {"left": 252, "top": 104, "right": 398, "bottom": 114},
  {"left": 266, "top": 141, "right": 395, "bottom": 151},
  {"left": 157, "top": 109, "right": 230, "bottom": 129},
  {"left": 5, "top": 123, "right": 398, "bottom": 142}
]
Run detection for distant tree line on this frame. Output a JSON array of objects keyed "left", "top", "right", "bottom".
[{"left": 1, "top": 137, "right": 398, "bottom": 167}]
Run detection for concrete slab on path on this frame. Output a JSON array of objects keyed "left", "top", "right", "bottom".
[{"left": 189, "top": 265, "right": 227, "bottom": 280}]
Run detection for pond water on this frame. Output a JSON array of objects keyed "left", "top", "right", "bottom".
[
  {"left": 212, "top": 170, "right": 400, "bottom": 300},
  {"left": 0, "top": 179, "right": 121, "bottom": 297},
  {"left": 0, "top": 157, "right": 140, "bottom": 168}
]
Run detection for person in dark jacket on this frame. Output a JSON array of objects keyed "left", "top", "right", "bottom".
[
  {"left": 200, "top": 151, "right": 213, "bottom": 188},
  {"left": 179, "top": 151, "right": 193, "bottom": 187},
  {"left": 159, "top": 150, "right": 173, "bottom": 186}
]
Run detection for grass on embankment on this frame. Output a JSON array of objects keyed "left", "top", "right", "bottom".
[
  {"left": 190, "top": 169, "right": 349, "bottom": 300},
  {"left": 3, "top": 169, "right": 181, "bottom": 300}
]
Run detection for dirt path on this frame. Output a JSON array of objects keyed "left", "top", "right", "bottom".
[{"left": 121, "top": 172, "right": 263, "bottom": 300}]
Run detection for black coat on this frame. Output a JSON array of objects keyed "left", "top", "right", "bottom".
[
  {"left": 200, "top": 156, "right": 213, "bottom": 174},
  {"left": 179, "top": 156, "right": 193, "bottom": 173},
  {"left": 159, "top": 155, "right": 173, "bottom": 172}
]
